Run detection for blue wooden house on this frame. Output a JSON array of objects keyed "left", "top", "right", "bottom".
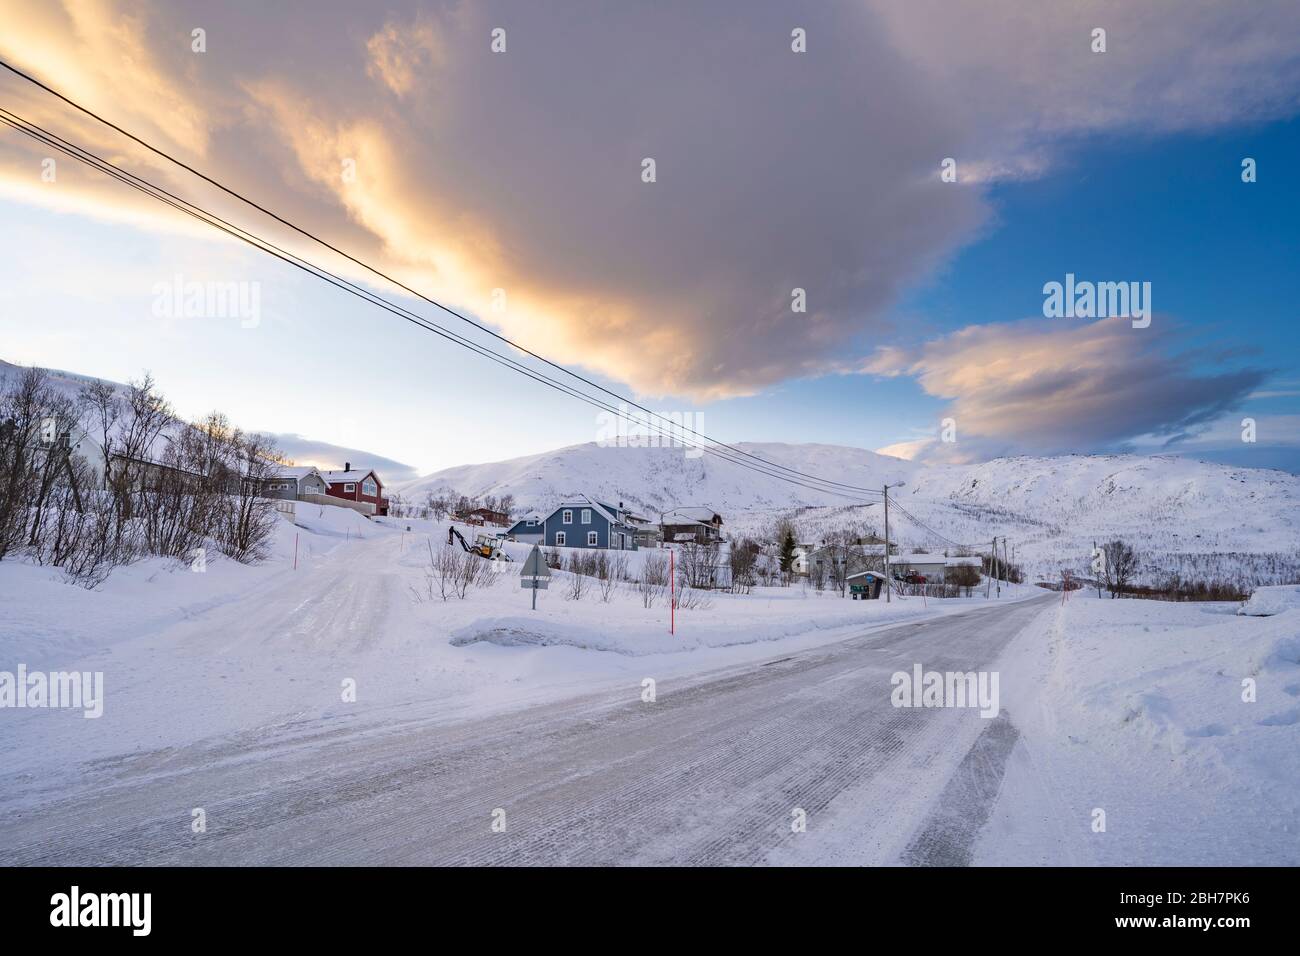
[{"left": 532, "top": 495, "right": 640, "bottom": 551}]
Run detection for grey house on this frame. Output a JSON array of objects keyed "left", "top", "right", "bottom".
[
  {"left": 541, "top": 496, "right": 639, "bottom": 550},
  {"left": 258, "top": 466, "right": 328, "bottom": 501},
  {"left": 506, "top": 513, "right": 545, "bottom": 545}
]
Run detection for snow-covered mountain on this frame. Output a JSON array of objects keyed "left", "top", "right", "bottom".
[
  {"left": 399, "top": 441, "right": 917, "bottom": 517},
  {"left": 397, "top": 442, "right": 1300, "bottom": 587}
]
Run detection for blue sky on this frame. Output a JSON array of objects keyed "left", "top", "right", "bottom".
[{"left": 1, "top": 1, "right": 1297, "bottom": 478}]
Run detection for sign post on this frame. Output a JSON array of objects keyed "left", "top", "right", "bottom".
[{"left": 519, "top": 544, "right": 552, "bottom": 610}]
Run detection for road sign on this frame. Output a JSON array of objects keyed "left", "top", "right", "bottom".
[{"left": 520, "top": 545, "right": 551, "bottom": 608}]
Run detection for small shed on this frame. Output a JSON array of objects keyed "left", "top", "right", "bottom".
[{"left": 846, "top": 570, "right": 886, "bottom": 600}]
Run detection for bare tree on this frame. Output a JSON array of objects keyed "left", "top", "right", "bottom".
[
  {"left": 216, "top": 427, "right": 281, "bottom": 563},
  {"left": 1102, "top": 539, "right": 1139, "bottom": 597},
  {"left": 728, "top": 538, "right": 759, "bottom": 594},
  {"left": 678, "top": 541, "right": 721, "bottom": 589},
  {"left": 77, "top": 378, "right": 120, "bottom": 490}
]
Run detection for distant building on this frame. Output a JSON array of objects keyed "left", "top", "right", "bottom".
[
  {"left": 505, "top": 513, "right": 545, "bottom": 545},
  {"left": 660, "top": 507, "right": 723, "bottom": 544},
  {"left": 456, "top": 506, "right": 510, "bottom": 527},
  {"left": 257, "top": 466, "right": 328, "bottom": 501},
  {"left": 539, "top": 495, "right": 639, "bottom": 550},
  {"left": 890, "top": 552, "right": 982, "bottom": 583},
  {"left": 623, "top": 510, "right": 661, "bottom": 548},
  {"left": 846, "top": 570, "right": 887, "bottom": 599},
  {"left": 321, "top": 463, "right": 388, "bottom": 516}
]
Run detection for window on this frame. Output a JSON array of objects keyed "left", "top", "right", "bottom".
[
  {"left": 527, "top": 519, "right": 537, "bottom": 527},
  {"left": 581, "top": 508, "right": 591, "bottom": 524},
  {"left": 555, "top": 531, "right": 566, "bottom": 546},
  {"left": 587, "top": 531, "right": 598, "bottom": 547},
  {"left": 362, "top": 478, "right": 377, "bottom": 497},
  {"left": 343, "top": 483, "right": 356, "bottom": 493},
  {"left": 562, "top": 509, "right": 573, "bottom": 524}
]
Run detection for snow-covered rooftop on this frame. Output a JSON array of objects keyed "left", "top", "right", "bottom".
[{"left": 322, "top": 469, "right": 376, "bottom": 484}]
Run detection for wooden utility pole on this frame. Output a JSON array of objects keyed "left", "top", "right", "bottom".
[
  {"left": 987, "top": 537, "right": 995, "bottom": 598},
  {"left": 883, "top": 487, "right": 891, "bottom": 603},
  {"left": 882, "top": 482, "right": 903, "bottom": 602}
]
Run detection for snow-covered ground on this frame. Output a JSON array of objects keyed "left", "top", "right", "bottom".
[
  {"left": 5, "top": 497, "right": 1295, "bottom": 864},
  {"left": 976, "top": 592, "right": 1300, "bottom": 865},
  {"left": 0, "top": 505, "right": 1034, "bottom": 808}
]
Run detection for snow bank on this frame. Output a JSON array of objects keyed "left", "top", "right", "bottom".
[
  {"left": 978, "top": 595, "right": 1300, "bottom": 865},
  {"left": 450, "top": 598, "right": 941, "bottom": 656},
  {"left": 1237, "top": 584, "right": 1300, "bottom": 616}
]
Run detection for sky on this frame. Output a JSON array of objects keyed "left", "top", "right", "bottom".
[{"left": 0, "top": 0, "right": 1297, "bottom": 480}]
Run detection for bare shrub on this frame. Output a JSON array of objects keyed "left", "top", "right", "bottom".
[
  {"left": 638, "top": 551, "right": 669, "bottom": 608},
  {"left": 675, "top": 583, "right": 712, "bottom": 610},
  {"left": 425, "top": 539, "right": 490, "bottom": 601},
  {"left": 565, "top": 550, "right": 593, "bottom": 600}
]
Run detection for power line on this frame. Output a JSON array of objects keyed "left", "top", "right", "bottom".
[
  {"left": 885, "top": 496, "right": 982, "bottom": 551},
  {"left": 0, "top": 57, "right": 890, "bottom": 500},
  {"left": 0, "top": 104, "right": 887, "bottom": 504}
]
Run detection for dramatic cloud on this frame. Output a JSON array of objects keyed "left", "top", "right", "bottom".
[
  {"left": 269, "top": 433, "right": 420, "bottom": 484},
  {"left": 864, "top": 317, "right": 1268, "bottom": 462},
  {"left": 1, "top": 0, "right": 1298, "bottom": 402}
]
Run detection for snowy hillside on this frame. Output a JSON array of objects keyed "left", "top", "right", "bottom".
[
  {"left": 398, "top": 442, "right": 1300, "bottom": 587},
  {"left": 399, "top": 441, "right": 915, "bottom": 517}
]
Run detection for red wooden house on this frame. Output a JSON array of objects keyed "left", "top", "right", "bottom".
[{"left": 321, "top": 463, "right": 388, "bottom": 515}]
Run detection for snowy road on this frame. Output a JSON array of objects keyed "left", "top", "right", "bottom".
[{"left": 0, "top": 595, "right": 1054, "bottom": 866}]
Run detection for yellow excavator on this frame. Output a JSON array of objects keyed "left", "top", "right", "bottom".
[{"left": 448, "top": 525, "right": 512, "bottom": 561}]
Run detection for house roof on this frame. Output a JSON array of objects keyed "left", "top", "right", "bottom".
[
  {"left": 549, "top": 494, "right": 630, "bottom": 528},
  {"left": 662, "top": 507, "right": 722, "bottom": 524},
  {"left": 266, "top": 466, "right": 320, "bottom": 480},
  {"left": 322, "top": 469, "right": 378, "bottom": 485},
  {"left": 893, "top": 553, "right": 947, "bottom": 565}
]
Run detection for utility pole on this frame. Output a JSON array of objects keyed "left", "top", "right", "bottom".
[
  {"left": 987, "top": 537, "right": 995, "bottom": 598},
  {"left": 883, "top": 482, "right": 905, "bottom": 602},
  {"left": 995, "top": 535, "right": 1001, "bottom": 597}
]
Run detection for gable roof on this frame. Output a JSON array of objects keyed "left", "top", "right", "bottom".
[
  {"left": 548, "top": 494, "right": 631, "bottom": 528},
  {"left": 322, "top": 469, "right": 379, "bottom": 485},
  {"left": 662, "top": 507, "right": 722, "bottom": 525},
  {"left": 266, "top": 465, "right": 322, "bottom": 481}
]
